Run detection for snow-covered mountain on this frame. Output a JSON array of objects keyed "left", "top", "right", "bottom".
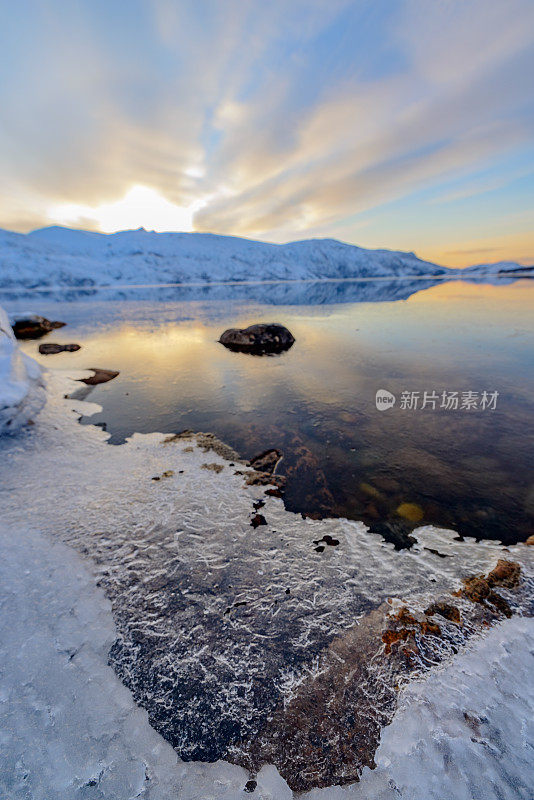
[
  {"left": 460, "top": 261, "right": 534, "bottom": 276},
  {"left": 0, "top": 226, "right": 531, "bottom": 289}
]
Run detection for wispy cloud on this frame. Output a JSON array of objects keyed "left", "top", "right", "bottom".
[{"left": 0, "top": 0, "right": 533, "bottom": 264}]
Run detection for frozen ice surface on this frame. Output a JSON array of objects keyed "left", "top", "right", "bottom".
[
  {"left": 1, "top": 515, "right": 531, "bottom": 799},
  {"left": 0, "top": 304, "right": 45, "bottom": 432},
  {"left": 306, "top": 617, "right": 534, "bottom": 800},
  {"left": 0, "top": 354, "right": 533, "bottom": 796},
  {"left": 0, "top": 225, "right": 522, "bottom": 291},
  {"left": 0, "top": 519, "right": 264, "bottom": 799}
]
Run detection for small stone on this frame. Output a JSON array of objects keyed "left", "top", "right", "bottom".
[
  {"left": 265, "top": 487, "right": 283, "bottom": 498},
  {"left": 244, "top": 779, "right": 257, "bottom": 793},
  {"left": 201, "top": 463, "right": 224, "bottom": 473},
  {"left": 251, "top": 514, "right": 267, "bottom": 529},
  {"left": 78, "top": 368, "right": 119, "bottom": 385},
  {"left": 38, "top": 343, "right": 81, "bottom": 355},
  {"left": 424, "top": 602, "right": 461, "bottom": 623},
  {"left": 526, "top": 535, "right": 534, "bottom": 545},
  {"left": 11, "top": 315, "right": 65, "bottom": 339},
  {"left": 396, "top": 502, "right": 424, "bottom": 523}
]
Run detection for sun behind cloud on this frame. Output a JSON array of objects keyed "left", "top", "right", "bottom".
[{"left": 49, "top": 185, "right": 202, "bottom": 233}]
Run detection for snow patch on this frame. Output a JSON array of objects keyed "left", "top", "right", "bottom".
[{"left": 0, "top": 304, "right": 45, "bottom": 432}]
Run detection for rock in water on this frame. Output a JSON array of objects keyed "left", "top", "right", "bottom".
[
  {"left": 248, "top": 449, "right": 282, "bottom": 473},
  {"left": 78, "top": 368, "right": 120, "bottom": 385},
  {"left": 219, "top": 323, "right": 295, "bottom": 354},
  {"left": 11, "top": 314, "right": 66, "bottom": 339},
  {"left": 38, "top": 343, "right": 81, "bottom": 355}
]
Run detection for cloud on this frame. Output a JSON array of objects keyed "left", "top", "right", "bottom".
[
  {"left": 194, "top": 0, "right": 534, "bottom": 239},
  {"left": 0, "top": 0, "right": 533, "bottom": 263}
]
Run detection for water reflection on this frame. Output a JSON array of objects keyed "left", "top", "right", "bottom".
[
  {"left": 2, "top": 272, "right": 529, "bottom": 307},
  {"left": 6, "top": 278, "right": 534, "bottom": 545}
]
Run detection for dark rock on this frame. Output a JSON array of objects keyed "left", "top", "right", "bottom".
[
  {"left": 248, "top": 449, "right": 282, "bottom": 473},
  {"left": 78, "top": 368, "right": 119, "bottom": 385},
  {"left": 461, "top": 575, "right": 490, "bottom": 603},
  {"left": 458, "top": 559, "right": 521, "bottom": 618},
  {"left": 244, "top": 779, "right": 257, "bottom": 793},
  {"left": 487, "top": 558, "right": 521, "bottom": 588},
  {"left": 313, "top": 535, "right": 340, "bottom": 547},
  {"left": 369, "top": 520, "right": 417, "bottom": 550},
  {"left": 38, "top": 343, "right": 81, "bottom": 355},
  {"left": 219, "top": 323, "right": 295, "bottom": 355},
  {"left": 265, "top": 487, "right": 284, "bottom": 498},
  {"left": 251, "top": 514, "right": 267, "bottom": 529},
  {"left": 12, "top": 315, "right": 66, "bottom": 339},
  {"left": 424, "top": 602, "right": 461, "bottom": 623},
  {"left": 244, "top": 471, "right": 286, "bottom": 488}
]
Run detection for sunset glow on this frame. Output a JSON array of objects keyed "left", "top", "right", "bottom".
[
  {"left": 1, "top": 0, "right": 533, "bottom": 265},
  {"left": 49, "top": 185, "right": 202, "bottom": 234}
]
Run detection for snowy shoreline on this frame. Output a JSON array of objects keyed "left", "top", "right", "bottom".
[{"left": 1, "top": 322, "right": 533, "bottom": 797}]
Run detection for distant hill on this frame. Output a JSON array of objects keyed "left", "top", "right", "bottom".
[{"left": 0, "top": 226, "right": 530, "bottom": 289}]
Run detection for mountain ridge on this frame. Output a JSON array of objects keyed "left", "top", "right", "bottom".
[{"left": 0, "top": 225, "right": 531, "bottom": 289}]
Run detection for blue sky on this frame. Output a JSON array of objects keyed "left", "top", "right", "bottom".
[{"left": 1, "top": 0, "right": 533, "bottom": 265}]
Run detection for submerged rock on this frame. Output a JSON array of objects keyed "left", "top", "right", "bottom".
[
  {"left": 11, "top": 314, "right": 66, "bottom": 339},
  {"left": 248, "top": 449, "right": 282, "bottom": 473},
  {"left": 219, "top": 323, "right": 295, "bottom": 354},
  {"left": 38, "top": 343, "right": 81, "bottom": 355},
  {"left": 396, "top": 502, "right": 424, "bottom": 523}
]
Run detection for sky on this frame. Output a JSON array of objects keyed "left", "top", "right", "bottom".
[{"left": 1, "top": 0, "right": 533, "bottom": 266}]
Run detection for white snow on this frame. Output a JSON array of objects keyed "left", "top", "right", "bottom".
[
  {"left": 0, "top": 225, "right": 456, "bottom": 289},
  {"left": 0, "top": 304, "right": 45, "bottom": 432}
]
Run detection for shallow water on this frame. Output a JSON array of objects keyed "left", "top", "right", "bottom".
[{"left": 5, "top": 276, "right": 534, "bottom": 545}]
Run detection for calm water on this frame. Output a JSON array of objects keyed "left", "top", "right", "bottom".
[{"left": 6, "top": 277, "right": 534, "bottom": 545}]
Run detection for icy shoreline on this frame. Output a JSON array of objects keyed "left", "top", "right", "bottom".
[
  {"left": 0, "top": 356, "right": 533, "bottom": 796},
  {"left": 1, "top": 509, "right": 532, "bottom": 799}
]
